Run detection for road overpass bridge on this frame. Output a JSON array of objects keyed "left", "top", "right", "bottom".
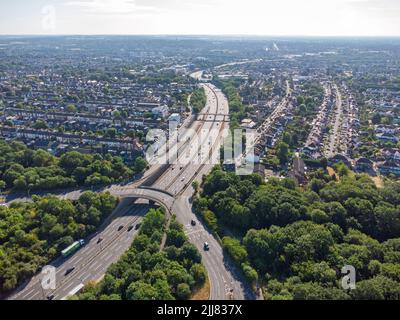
[
  {"left": 196, "top": 114, "right": 230, "bottom": 123},
  {"left": 111, "top": 186, "right": 175, "bottom": 214}
]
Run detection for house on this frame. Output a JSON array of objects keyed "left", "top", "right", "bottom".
[
  {"left": 240, "top": 118, "right": 256, "bottom": 129},
  {"left": 168, "top": 113, "right": 181, "bottom": 124},
  {"left": 253, "top": 163, "right": 266, "bottom": 180},
  {"left": 378, "top": 161, "right": 400, "bottom": 176},
  {"left": 152, "top": 105, "right": 169, "bottom": 119},
  {"left": 354, "top": 157, "right": 374, "bottom": 172},
  {"left": 329, "top": 154, "right": 352, "bottom": 168},
  {"left": 290, "top": 157, "right": 307, "bottom": 185},
  {"left": 381, "top": 148, "right": 400, "bottom": 162},
  {"left": 377, "top": 133, "right": 399, "bottom": 143},
  {"left": 302, "top": 143, "right": 318, "bottom": 157}
]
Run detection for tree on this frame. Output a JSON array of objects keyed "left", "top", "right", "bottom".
[
  {"left": 112, "top": 110, "right": 121, "bottom": 119},
  {"left": 33, "top": 119, "right": 48, "bottom": 130},
  {"left": 32, "top": 149, "right": 54, "bottom": 167},
  {"left": 176, "top": 283, "right": 191, "bottom": 300},
  {"left": 192, "top": 181, "right": 200, "bottom": 194},
  {"left": 242, "top": 264, "right": 258, "bottom": 285},
  {"left": 222, "top": 237, "right": 248, "bottom": 265},
  {"left": 309, "top": 209, "right": 329, "bottom": 224},
  {"left": 180, "top": 243, "right": 201, "bottom": 264},
  {"left": 166, "top": 229, "right": 186, "bottom": 248},
  {"left": 374, "top": 203, "right": 400, "bottom": 240},
  {"left": 190, "top": 264, "right": 207, "bottom": 287},
  {"left": 126, "top": 281, "right": 157, "bottom": 300},
  {"left": 277, "top": 142, "right": 289, "bottom": 165},
  {"left": 333, "top": 162, "right": 350, "bottom": 177},
  {"left": 134, "top": 157, "right": 148, "bottom": 173},
  {"left": 283, "top": 132, "right": 292, "bottom": 145},
  {"left": 297, "top": 96, "right": 305, "bottom": 105},
  {"left": 351, "top": 276, "right": 400, "bottom": 300},
  {"left": 66, "top": 104, "right": 77, "bottom": 113},
  {"left": 290, "top": 282, "right": 350, "bottom": 300},
  {"left": 153, "top": 280, "right": 174, "bottom": 300}
]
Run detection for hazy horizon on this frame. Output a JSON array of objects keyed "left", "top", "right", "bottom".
[{"left": 1, "top": 0, "right": 400, "bottom": 37}]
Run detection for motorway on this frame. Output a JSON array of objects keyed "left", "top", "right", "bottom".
[
  {"left": 8, "top": 83, "right": 255, "bottom": 301},
  {"left": 152, "top": 84, "right": 229, "bottom": 195},
  {"left": 152, "top": 84, "right": 255, "bottom": 299},
  {"left": 10, "top": 199, "right": 149, "bottom": 300}
]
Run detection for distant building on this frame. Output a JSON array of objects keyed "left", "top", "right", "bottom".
[
  {"left": 137, "top": 102, "right": 160, "bottom": 110},
  {"left": 378, "top": 161, "right": 400, "bottom": 176},
  {"left": 354, "top": 157, "right": 374, "bottom": 172},
  {"left": 302, "top": 143, "right": 318, "bottom": 158},
  {"left": 152, "top": 105, "right": 169, "bottom": 118},
  {"left": 290, "top": 157, "right": 307, "bottom": 185},
  {"left": 253, "top": 163, "right": 266, "bottom": 180},
  {"left": 240, "top": 118, "right": 256, "bottom": 129},
  {"left": 328, "top": 154, "right": 352, "bottom": 168},
  {"left": 376, "top": 133, "right": 399, "bottom": 143},
  {"left": 168, "top": 113, "right": 181, "bottom": 124}
]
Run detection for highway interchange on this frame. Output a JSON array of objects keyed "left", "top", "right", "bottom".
[{"left": 8, "top": 82, "right": 256, "bottom": 301}]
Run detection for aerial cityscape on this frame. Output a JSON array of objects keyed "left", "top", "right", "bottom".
[{"left": 1, "top": 0, "right": 400, "bottom": 309}]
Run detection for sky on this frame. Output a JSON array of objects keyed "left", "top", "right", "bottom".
[{"left": 0, "top": 0, "right": 399, "bottom": 36}]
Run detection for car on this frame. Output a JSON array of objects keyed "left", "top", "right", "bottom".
[
  {"left": 47, "top": 295, "right": 55, "bottom": 300},
  {"left": 97, "top": 238, "right": 103, "bottom": 244},
  {"left": 191, "top": 220, "right": 196, "bottom": 226},
  {"left": 65, "top": 267, "right": 75, "bottom": 276},
  {"left": 203, "top": 242, "right": 210, "bottom": 251},
  {"left": 127, "top": 226, "right": 134, "bottom": 232},
  {"left": 135, "top": 223, "right": 141, "bottom": 230},
  {"left": 117, "top": 225, "right": 124, "bottom": 231}
]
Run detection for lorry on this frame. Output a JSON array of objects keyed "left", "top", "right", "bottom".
[{"left": 61, "top": 239, "right": 85, "bottom": 258}]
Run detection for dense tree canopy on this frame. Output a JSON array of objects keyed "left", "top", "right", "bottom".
[
  {"left": 0, "top": 139, "right": 147, "bottom": 192},
  {"left": 194, "top": 167, "right": 400, "bottom": 300},
  {"left": 0, "top": 192, "right": 118, "bottom": 295},
  {"left": 76, "top": 211, "right": 206, "bottom": 300},
  {"left": 190, "top": 87, "right": 207, "bottom": 114}
]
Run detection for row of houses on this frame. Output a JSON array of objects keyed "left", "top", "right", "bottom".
[
  {"left": 329, "top": 153, "right": 400, "bottom": 177},
  {"left": 3, "top": 107, "right": 164, "bottom": 130},
  {"left": 303, "top": 83, "right": 334, "bottom": 158},
  {"left": 0, "top": 126, "right": 143, "bottom": 156}
]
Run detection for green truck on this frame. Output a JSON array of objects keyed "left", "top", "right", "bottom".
[{"left": 61, "top": 239, "right": 85, "bottom": 258}]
